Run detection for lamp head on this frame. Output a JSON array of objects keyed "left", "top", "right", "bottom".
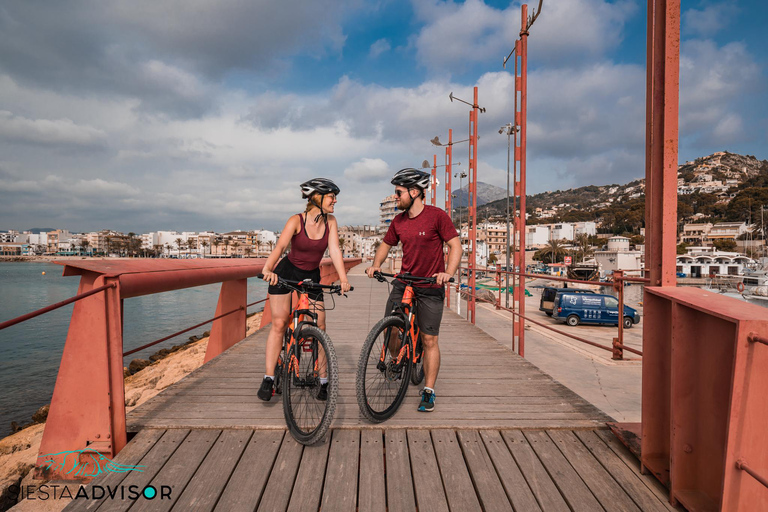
[{"left": 430, "top": 136, "right": 441, "bottom": 146}]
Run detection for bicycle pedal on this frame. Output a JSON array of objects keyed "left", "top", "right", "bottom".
[{"left": 376, "top": 361, "right": 387, "bottom": 372}]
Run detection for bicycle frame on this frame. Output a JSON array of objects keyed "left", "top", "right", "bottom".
[
  {"left": 282, "top": 291, "right": 321, "bottom": 379},
  {"left": 380, "top": 284, "right": 421, "bottom": 367}
]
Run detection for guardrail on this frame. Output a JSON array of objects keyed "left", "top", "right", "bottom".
[
  {"left": 453, "top": 266, "right": 645, "bottom": 359},
  {"left": 0, "top": 257, "right": 360, "bottom": 481}
]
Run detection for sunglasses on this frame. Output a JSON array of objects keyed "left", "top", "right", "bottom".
[{"left": 394, "top": 189, "right": 410, "bottom": 197}]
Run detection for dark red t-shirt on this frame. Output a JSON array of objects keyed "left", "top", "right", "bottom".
[{"left": 383, "top": 205, "right": 458, "bottom": 288}]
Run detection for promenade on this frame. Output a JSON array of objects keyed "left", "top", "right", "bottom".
[{"left": 62, "top": 273, "right": 673, "bottom": 511}]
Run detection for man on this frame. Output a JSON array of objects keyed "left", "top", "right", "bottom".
[{"left": 366, "top": 168, "right": 462, "bottom": 412}]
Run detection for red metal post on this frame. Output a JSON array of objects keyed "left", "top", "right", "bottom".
[
  {"left": 445, "top": 129, "right": 453, "bottom": 213},
  {"left": 513, "top": 5, "right": 529, "bottom": 357},
  {"left": 613, "top": 270, "right": 625, "bottom": 360},
  {"left": 432, "top": 154, "right": 437, "bottom": 206},
  {"left": 468, "top": 87, "right": 480, "bottom": 324},
  {"left": 204, "top": 279, "right": 248, "bottom": 363},
  {"left": 37, "top": 274, "right": 127, "bottom": 480}
]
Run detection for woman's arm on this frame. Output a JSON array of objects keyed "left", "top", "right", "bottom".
[
  {"left": 262, "top": 215, "right": 300, "bottom": 285},
  {"left": 327, "top": 216, "right": 351, "bottom": 292}
]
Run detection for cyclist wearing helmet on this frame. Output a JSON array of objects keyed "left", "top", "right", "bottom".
[
  {"left": 259, "top": 178, "right": 351, "bottom": 402},
  {"left": 366, "top": 168, "right": 462, "bottom": 412}
]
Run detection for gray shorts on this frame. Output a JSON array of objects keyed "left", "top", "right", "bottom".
[{"left": 385, "top": 282, "right": 445, "bottom": 336}]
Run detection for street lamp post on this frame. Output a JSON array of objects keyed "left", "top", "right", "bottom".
[{"left": 499, "top": 123, "right": 517, "bottom": 308}]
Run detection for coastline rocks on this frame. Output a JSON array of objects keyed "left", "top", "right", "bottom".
[{"left": 128, "top": 359, "right": 151, "bottom": 374}]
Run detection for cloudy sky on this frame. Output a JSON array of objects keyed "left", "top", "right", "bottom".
[{"left": 1, "top": 0, "right": 766, "bottom": 233}]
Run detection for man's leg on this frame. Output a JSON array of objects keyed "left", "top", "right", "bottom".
[{"left": 421, "top": 333, "right": 440, "bottom": 389}]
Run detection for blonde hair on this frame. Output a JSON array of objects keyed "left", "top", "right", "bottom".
[{"left": 304, "top": 194, "right": 321, "bottom": 214}]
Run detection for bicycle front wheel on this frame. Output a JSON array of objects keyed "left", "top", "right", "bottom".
[
  {"left": 283, "top": 325, "right": 338, "bottom": 445},
  {"left": 356, "top": 315, "right": 412, "bottom": 422}
]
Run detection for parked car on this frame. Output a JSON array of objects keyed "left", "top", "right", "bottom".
[
  {"left": 539, "top": 287, "right": 596, "bottom": 316},
  {"left": 553, "top": 292, "right": 640, "bottom": 329}
]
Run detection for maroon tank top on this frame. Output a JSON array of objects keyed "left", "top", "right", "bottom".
[{"left": 287, "top": 214, "right": 329, "bottom": 270}]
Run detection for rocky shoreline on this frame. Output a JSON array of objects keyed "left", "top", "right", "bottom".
[{"left": 0, "top": 311, "right": 264, "bottom": 511}]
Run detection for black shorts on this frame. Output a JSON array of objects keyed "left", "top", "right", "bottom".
[
  {"left": 385, "top": 281, "right": 445, "bottom": 336},
  {"left": 268, "top": 258, "right": 324, "bottom": 302}
]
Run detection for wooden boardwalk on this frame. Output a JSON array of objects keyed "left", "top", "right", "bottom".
[
  {"left": 64, "top": 427, "right": 675, "bottom": 511},
  {"left": 61, "top": 274, "right": 674, "bottom": 510},
  {"left": 126, "top": 275, "right": 611, "bottom": 430}
]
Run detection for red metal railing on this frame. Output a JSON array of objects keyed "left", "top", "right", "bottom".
[
  {"left": 0, "top": 257, "right": 360, "bottom": 481},
  {"left": 453, "top": 265, "right": 644, "bottom": 359},
  {"left": 736, "top": 460, "right": 768, "bottom": 490},
  {"left": 122, "top": 298, "right": 267, "bottom": 357}
]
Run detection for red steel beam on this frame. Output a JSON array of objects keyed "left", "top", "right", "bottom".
[{"left": 432, "top": 154, "right": 437, "bottom": 206}]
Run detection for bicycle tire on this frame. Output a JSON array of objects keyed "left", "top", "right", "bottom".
[
  {"left": 356, "top": 315, "right": 412, "bottom": 423},
  {"left": 410, "top": 334, "right": 425, "bottom": 386},
  {"left": 282, "top": 325, "right": 338, "bottom": 445}
]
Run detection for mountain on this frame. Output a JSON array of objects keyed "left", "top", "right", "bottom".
[
  {"left": 451, "top": 181, "right": 508, "bottom": 207},
  {"left": 24, "top": 228, "right": 57, "bottom": 234}
]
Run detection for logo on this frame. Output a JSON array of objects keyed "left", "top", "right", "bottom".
[
  {"left": 38, "top": 450, "right": 145, "bottom": 478},
  {"left": 419, "top": 231, "right": 426, "bottom": 236},
  {"left": 567, "top": 296, "right": 578, "bottom": 305}
]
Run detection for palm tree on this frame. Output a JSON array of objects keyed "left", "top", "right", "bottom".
[
  {"left": 541, "top": 239, "right": 567, "bottom": 264},
  {"left": 574, "top": 233, "right": 594, "bottom": 263},
  {"left": 165, "top": 243, "right": 172, "bottom": 258},
  {"left": 175, "top": 238, "right": 185, "bottom": 258},
  {"left": 153, "top": 244, "right": 163, "bottom": 258},
  {"left": 80, "top": 239, "right": 90, "bottom": 256},
  {"left": 200, "top": 240, "right": 208, "bottom": 258},
  {"left": 223, "top": 237, "right": 232, "bottom": 257},
  {"left": 244, "top": 247, "right": 252, "bottom": 258},
  {"left": 232, "top": 241, "right": 240, "bottom": 258},
  {"left": 212, "top": 239, "right": 221, "bottom": 257}
]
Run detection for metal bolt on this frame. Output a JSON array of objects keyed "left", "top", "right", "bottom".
[
  {"left": 107, "top": 434, "right": 111, "bottom": 439},
  {"left": 684, "top": 444, "right": 693, "bottom": 453},
  {"left": 95, "top": 434, "right": 100, "bottom": 439}
]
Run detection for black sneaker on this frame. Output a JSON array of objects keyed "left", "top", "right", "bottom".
[
  {"left": 317, "top": 382, "right": 328, "bottom": 401},
  {"left": 257, "top": 377, "right": 274, "bottom": 401},
  {"left": 418, "top": 389, "right": 435, "bottom": 412}
]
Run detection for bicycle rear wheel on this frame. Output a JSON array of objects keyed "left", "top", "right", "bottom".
[
  {"left": 410, "top": 334, "right": 425, "bottom": 385},
  {"left": 356, "top": 315, "right": 412, "bottom": 422},
  {"left": 283, "top": 325, "right": 338, "bottom": 445}
]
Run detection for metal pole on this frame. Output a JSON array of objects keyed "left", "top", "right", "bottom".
[
  {"left": 613, "top": 270, "right": 625, "bottom": 360},
  {"left": 506, "top": 127, "right": 511, "bottom": 308},
  {"left": 432, "top": 154, "right": 437, "bottom": 206},
  {"left": 516, "top": 4, "right": 529, "bottom": 357},
  {"left": 468, "top": 87, "right": 480, "bottom": 324}
]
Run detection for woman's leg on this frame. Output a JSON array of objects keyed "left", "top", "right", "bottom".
[
  {"left": 309, "top": 298, "right": 328, "bottom": 378},
  {"left": 265, "top": 293, "right": 292, "bottom": 376}
]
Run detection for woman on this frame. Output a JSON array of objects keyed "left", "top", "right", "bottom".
[{"left": 258, "top": 177, "right": 351, "bottom": 402}]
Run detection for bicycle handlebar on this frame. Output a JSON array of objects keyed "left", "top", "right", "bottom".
[
  {"left": 257, "top": 275, "right": 353, "bottom": 294},
  {"left": 373, "top": 271, "right": 455, "bottom": 284}
]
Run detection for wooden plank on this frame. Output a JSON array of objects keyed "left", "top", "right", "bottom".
[
  {"left": 502, "top": 430, "right": 570, "bottom": 512},
  {"left": 587, "top": 430, "right": 677, "bottom": 512},
  {"left": 170, "top": 429, "right": 253, "bottom": 512},
  {"left": 321, "top": 430, "right": 360, "bottom": 512},
  {"left": 407, "top": 430, "right": 449, "bottom": 512},
  {"left": 522, "top": 431, "right": 603, "bottom": 512},
  {"left": 547, "top": 430, "right": 640, "bottom": 512},
  {"left": 358, "top": 430, "right": 386, "bottom": 512},
  {"left": 385, "top": 430, "right": 417, "bottom": 512},
  {"left": 63, "top": 429, "right": 167, "bottom": 512},
  {"left": 214, "top": 430, "right": 285, "bottom": 511},
  {"left": 431, "top": 429, "right": 482, "bottom": 512},
  {"left": 287, "top": 436, "right": 331, "bottom": 512},
  {"left": 457, "top": 430, "right": 512, "bottom": 512},
  {"left": 479, "top": 430, "right": 542, "bottom": 512},
  {"left": 255, "top": 433, "right": 304, "bottom": 512},
  {"left": 131, "top": 429, "right": 221, "bottom": 512},
  {"left": 88, "top": 429, "right": 189, "bottom": 512}
]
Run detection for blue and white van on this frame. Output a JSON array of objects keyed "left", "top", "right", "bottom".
[{"left": 553, "top": 292, "right": 640, "bottom": 329}]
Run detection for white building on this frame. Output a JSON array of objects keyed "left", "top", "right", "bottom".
[
  {"left": 379, "top": 194, "right": 398, "bottom": 230},
  {"left": 526, "top": 225, "right": 550, "bottom": 247},
  {"left": 573, "top": 222, "right": 597, "bottom": 237},
  {"left": 551, "top": 223, "right": 574, "bottom": 241},
  {"left": 594, "top": 236, "right": 644, "bottom": 276},
  {"left": 676, "top": 247, "right": 753, "bottom": 277}
]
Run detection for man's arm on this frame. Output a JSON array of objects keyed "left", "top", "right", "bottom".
[
  {"left": 434, "top": 237, "right": 462, "bottom": 285},
  {"left": 366, "top": 242, "right": 393, "bottom": 278}
]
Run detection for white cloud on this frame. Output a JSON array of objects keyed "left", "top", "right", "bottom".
[
  {"left": 412, "top": 0, "right": 637, "bottom": 73},
  {"left": 683, "top": 4, "right": 737, "bottom": 37},
  {"left": 369, "top": 38, "right": 391, "bottom": 58},
  {"left": 0, "top": 111, "right": 107, "bottom": 147},
  {"left": 344, "top": 158, "right": 391, "bottom": 182}
]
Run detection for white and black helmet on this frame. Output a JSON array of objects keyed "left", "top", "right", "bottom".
[
  {"left": 391, "top": 168, "right": 431, "bottom": 190},
  {"left": 300, "top": 178, "right": 341, "bottom": 199}
]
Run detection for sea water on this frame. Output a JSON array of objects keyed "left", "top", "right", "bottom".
[{"left": 0, "top": 261, "right": 268, "bottom": 437}]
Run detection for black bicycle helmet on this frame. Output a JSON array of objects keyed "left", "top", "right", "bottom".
[
  {"left": 300, "top": 178, "right": 340, "bottom": 199},
  {"left": 391, "top": 168, "right": 431, "bottom": 190}
]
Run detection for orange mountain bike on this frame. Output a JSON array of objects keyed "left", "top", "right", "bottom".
[
  {"left": 265, "top": 275, "right": 352, "bottom": 445},
  {"left": 356, "top": 271, "right": 453, "bottom": 422}
]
